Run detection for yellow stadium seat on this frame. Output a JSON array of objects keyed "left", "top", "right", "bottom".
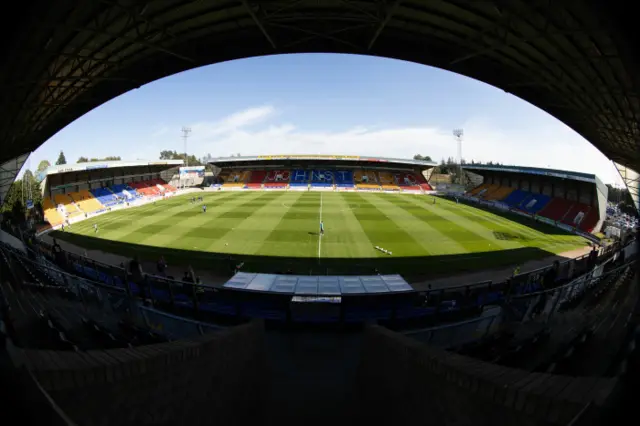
[
  {"left": 468, "top": 183, "right": 487, "bottom": 195},
  {"left": 356, "top": 183, "right": 381, "bottom": 190},
  {"left": 53, "top": 193, "right": 82, "bottom": 216},
  {"left": 484, "top": 186, "right": 515, "bottom": 201},
  {"left": 377, "top": 172, "right": 394, "bottom": 184},
  {"left": 354, "top": 170, "right": 378, "bottom": 185},
  {"left": 43, "top": 197, "right": 64, "bottom": 226},
  {"left": 69, "top": 190, "right": 104, "bottom": 213}
]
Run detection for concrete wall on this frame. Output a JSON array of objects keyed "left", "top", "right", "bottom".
[
  {"left": 356, "top": 325, "right": 618, "bottom": 426},
  {"left": 9, "top": 320, "right": 267, "bottom": 426}
]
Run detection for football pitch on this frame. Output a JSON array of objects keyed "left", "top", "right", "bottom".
[{"left": 51, "top": 191, "right": 589, "bottom": 279}]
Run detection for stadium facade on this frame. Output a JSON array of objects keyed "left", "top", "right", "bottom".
[
  {"left": 208, "top": 154, "right": 437, "bottom": 192},
  {"left": 462, "top": 164, "right": 608, "bottom": 237},
  {"left": 38, "top": 160, "right": 196, "bottom": 229}
]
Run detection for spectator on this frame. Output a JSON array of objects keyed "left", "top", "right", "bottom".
[
  {"left": 157, "top": 256, "right": 167, "bottom": 275},
  {"left": 587, "top": 246, "right": 598, "bottom": 270},
  {"left": 512, "top": 264, "right": 521, "bottom": 277},
  {"left": 52, "top": 238, "right": 62, "bottom": 255},
  {"left": 543, "top": 261, "right": 560, "bottom": 289},
  {"left": 128, "top": 256, "right": 145, "bottom": 298}
]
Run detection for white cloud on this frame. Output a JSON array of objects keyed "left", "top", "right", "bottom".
[
  {"left": 189, "top": 105, "right": 276, "bottom": 140},
  {"left": 158, "top": 105, "right": 622, "bottom": 184}
]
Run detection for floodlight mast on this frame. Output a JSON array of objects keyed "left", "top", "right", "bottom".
[
  {"left": 453, "top": 128, "right": 464, "bottom": 185},
  {"left": 182, "top": 126, "right": 191, "bottom": 167}
]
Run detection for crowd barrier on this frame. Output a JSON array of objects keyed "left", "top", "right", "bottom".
[{"left": 403, "top": 308, "right": 501, "bottom": 348}]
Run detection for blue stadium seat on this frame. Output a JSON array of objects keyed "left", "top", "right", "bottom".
[
  {"left": 334, "top": 170, "right": 355, "bottom": 187},
  {"left": 111, "top": 184, "right": 137, "bottom": 199},
  {"left": 90, "top": 187, "right": 119, "bottom": 207},
  {"left": 502, "top": 189, "right": 530, "bottom": 207},
  {"left": 290, "top": 169, "right": 310, "bottom": 185},
  {"left": 520, "top": 193, "right": 551, "bottom": 214},
  {"left": 310, "top": 170, "right": 334, "bottom": 187}
]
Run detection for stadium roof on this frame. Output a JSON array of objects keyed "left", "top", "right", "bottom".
[
  {"left": 463, "top": 164, "right": 598, "bottom": 184},
  {"left": 209, "top": 154, "right": 437, "bottom": 167},
  {"left": 1, "top": 1, "right": 639, "bottom": 204},
  {"left": 41, "top": 160, "right": 183, "bottom": 179},
  {"left": 614, "top": 162, "right": 640, "bottom": 212}
]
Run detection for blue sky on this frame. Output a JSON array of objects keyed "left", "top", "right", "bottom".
[{"left": 27, "top": 53, "right": 623, "bottom": 184}]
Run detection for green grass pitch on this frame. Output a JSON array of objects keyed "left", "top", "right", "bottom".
[{"left": 52, "top": 191, "right": 589, "bottom": 279}]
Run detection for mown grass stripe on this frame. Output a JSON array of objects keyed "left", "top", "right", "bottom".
[
  {"left": 351, "top": 193, "right": 441, "bottom": 256},
  {"left": 257, "top": 192, "right": 322, "bottom": 258},
  {"left": 402, "top": 195, "right": 518, "bottom": 250},
  {"left": 428, "top": 196, "right": 586, "bottom": 253},
  {"left": 207, "top": 191, "right": 301, "bottom": 254}
]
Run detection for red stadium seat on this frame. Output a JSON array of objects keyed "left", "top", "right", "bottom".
[{"left": 538, "top": 198, "right": 573, "bottom": 221}]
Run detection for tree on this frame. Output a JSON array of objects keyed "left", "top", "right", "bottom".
[
  {"left": 11, "top": 199, "right": 25, "bottom": 226},
  {"left": 77, "top": 156, "right": 89, "bottom": 163},
  {"left": 158, "top": 150, "right": 202, "bottom": 166},
  {"left": 160, "top": 150, "right": 178, "bottom": 160},
  {"left": 55, "top": 151, "right": 67, "bottom": 165},
  {"left": 413, "top": 155, "right": 432, "bottom": 161},
  {"left": 36, "top": 160, "right": 51, "bottom": 173}
]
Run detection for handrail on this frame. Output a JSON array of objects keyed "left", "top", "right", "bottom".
[
  {"left": 509, "top": 258, "right": 635, "bottom": 301},
  {"left": 403, "top": 310, "right": 500, "bottom": 336}
]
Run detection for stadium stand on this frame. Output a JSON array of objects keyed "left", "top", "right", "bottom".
[
  {"left": 163, "top": 182, "right": 178, "bottom": 192},
  {"left": 290, "top": 169, "right": 310, "bottom": 188},
  {"left": 110, "top": 183, "right": 136, "bottom": 200},
  {"left": 467, "top": 183, "right": 488, "bottom": 196},
  {"left": 226, "top": 171, "right": 250, "bottom": 184},
  {"left": 562, "top": 202, "right": 599, "bottom": 231},
  {"left": 354, "top": 170, "right": 380, "bottom": 190},
  {"left": 68, "top": 190, "right": 104, "bottom": 214},
  {"left": 334, "top": 170, "right": 354, "bottom": 188},
  {"left": 310, "top": 170, "right": 334, "bottom": 188},
  {"left": 220, "top": 171, "right": 250, "bottom": 189},
  {"left": 538, "top": 197, "right": 574, "bottom": 221},
  {"left": 263, "top": 170, "right": 290, "bottom": 188},
  {"left": 129, "top": 180, "right": 164, "bottom": 195},
  {"left": 246, "top": 170, "right": 267, "bottom": 189},
  {"left": 42, "top": 197, "right": 64, "bottom": 226},
  {"left": 500, "top": 188, "right": 530, "bottom": 207},
  {"left": 413, "top": 172, "right": 433, "bottom": 191},
  {"left": 378, "top": 171, "right": 400, "bottom": 191},
  {"left": 478, "top": 184, "right": 500, "bottom": 199},
  {"left": 52, "top": 194, "right": 83, "bottom": 218},
  {"left": 395, "top": 172, "right": 423, "bottom": 191},
  {"left": 483, "top": 185, "right": 514, "bottom": 201},
  {"left": 90, "top": 187, "right": 119, "bottom": 207},
  {"left": 519, "top": 193, "right": 551, "bottom": 213}
]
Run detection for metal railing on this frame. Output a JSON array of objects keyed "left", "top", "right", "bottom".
[
  {"left": 403, "top": 308, "right": 501, "bottom": 348},
  {"left": 1, "top": 245, "right": 221, "bottom": 340},
  {"left": 1, "top": 236, "right": 631, "bottom": 334}
]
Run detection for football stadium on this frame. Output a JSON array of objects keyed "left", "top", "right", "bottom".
[
  {"left": 1, "top": 2, "right": 639, "bottom": 426},
  {"left": 41, "top": 155, "right": 597, "bottom": 281}
]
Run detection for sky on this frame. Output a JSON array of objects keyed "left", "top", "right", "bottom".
[{"left": 26, "top": 53, "right": 623, "bottom": 185}]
